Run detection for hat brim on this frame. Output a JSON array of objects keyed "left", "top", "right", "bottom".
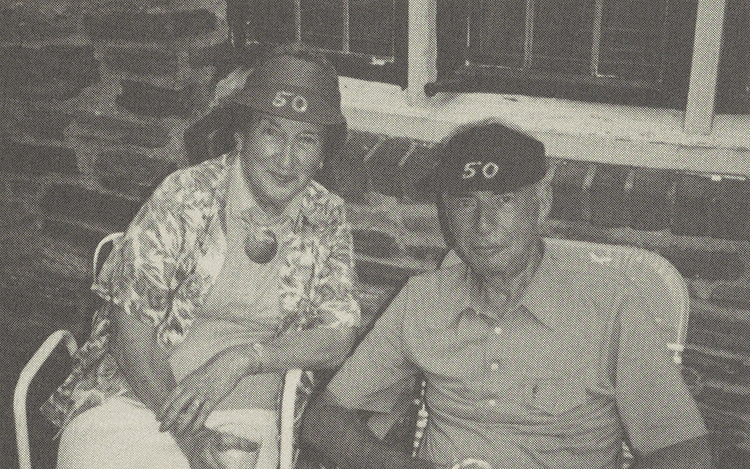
[{"left": 231, "top": 80, "right": 346, "bottom": 126}]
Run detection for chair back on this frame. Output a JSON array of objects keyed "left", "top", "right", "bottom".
[
  {"left": 93, "top": 232, "right": 124, "bottom": 281},
  {"left": 440, "top": 238, "right": 689, "bottom": 364},
  {"left": 14, "top": 233, "right": 123, "bottom": 469}
]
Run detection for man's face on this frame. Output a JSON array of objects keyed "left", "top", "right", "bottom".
[
  {"left": 239, "top": 113, "right": 325, "bottom": 212},
  {"left": 443, "top": 184, "right": 546, "bottom": 277}
]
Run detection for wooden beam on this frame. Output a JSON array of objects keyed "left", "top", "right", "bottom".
[
  {"left": 684, "top": 0, "right": 727, "bottom": 135},
  {"left": 407, "top": 0, "right": 438, "bottom": 105},
  {"left": 294, "top": 0, "right": 302, "bottom": 41}
]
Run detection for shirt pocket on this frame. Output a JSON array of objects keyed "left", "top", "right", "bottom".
[{"left": 525, "top": 375, "right": 588, "bottom": 416}]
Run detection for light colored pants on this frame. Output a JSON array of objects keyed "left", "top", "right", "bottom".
[{"left": 57, "top": 396, "right": 279, "bottom": 469}]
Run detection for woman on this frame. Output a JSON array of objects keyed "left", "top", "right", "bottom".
[{"left": 42, "top": 43, "right": 360, "bottom": 469}]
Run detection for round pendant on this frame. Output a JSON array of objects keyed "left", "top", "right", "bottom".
[{"left": 245, "top": 227, "right": 278, "bottom": 264}]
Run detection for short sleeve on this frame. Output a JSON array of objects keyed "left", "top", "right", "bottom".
[
  {"left": 312, "top": 218, "right": 361, "bottom": 329},
  {"left": 295, "top": 192, "right": 360, "bottom": 330},
  {"left": 92, "top": 172, "right": 185, "bottom": 328},
  {"left": 614, "top": 291, "right": 707, "bottom": 457},
  {"left": 326, "top": 279, "right": 418, "bottom": 414}
]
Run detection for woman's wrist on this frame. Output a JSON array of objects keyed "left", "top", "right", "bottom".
[{"left": 248, "top": 342, "right": 265, "bottom": 374}]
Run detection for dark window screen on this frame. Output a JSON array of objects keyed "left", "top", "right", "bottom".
[
  {"left": 234, "top": 0, "right": 407, "bottom": 86},
  {"left": 431, "top": 0, "right": 742, "bottom": 110}
]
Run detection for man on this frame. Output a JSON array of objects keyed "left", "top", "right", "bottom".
[{"left": 301, "top": 119, "right": 711, "bottom": 469}]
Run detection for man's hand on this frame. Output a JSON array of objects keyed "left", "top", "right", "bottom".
[
  {"left": 158, "top": 344, "right": 258, "bottom": 435},
  {"left": 174, "top": 427, "right": 226, "bottom": 469},
  {"left": 301, "top": 391, "right": 437, "bottom": 469}
]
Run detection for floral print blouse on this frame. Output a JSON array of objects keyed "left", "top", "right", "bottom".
[{"left": 41, "top": 154, "right": 360, "bottom": 431}]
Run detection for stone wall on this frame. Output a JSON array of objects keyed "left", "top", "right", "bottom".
[
  {"left": 1, "top": 1, "right": 749, "bottom": 467},
  {"left": 0, "top": 0, "right": 229, "bottom": 466}
]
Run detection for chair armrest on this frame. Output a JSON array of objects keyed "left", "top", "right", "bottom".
[
  {"left": 279, "top": 368, "right": 303, "bottom": 469},
  {"left": 14, "top": 330, "right": 78, "bottom": 469}
]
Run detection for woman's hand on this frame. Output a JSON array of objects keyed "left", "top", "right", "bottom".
[
  {"left": 158, "top": 344, "right": 259, "bottom": 435},
  {"left": 174, "top": 426, "right": 226, "bottom": 469}
]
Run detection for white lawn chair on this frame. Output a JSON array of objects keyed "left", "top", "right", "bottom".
[
  {"left": 409, "top": 237, "right": 690, "bottom": 466},
  {"left": 14, "top": 232, "right": 304, "bottom": 469},
  {"left": 438, "top": 238, "right": 688, "bottom": 363}
]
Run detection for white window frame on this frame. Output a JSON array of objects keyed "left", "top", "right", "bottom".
[
  {"left": 339, "top": 0, "right": 748, "bottom": 176},
  {"left": 684, "top": 0, "right": 728, "bottom": 134},
  {"left": 408, "top": 0, "right": 729, "bottom": 135}
]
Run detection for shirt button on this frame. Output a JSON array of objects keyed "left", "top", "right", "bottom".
[
  {"left": 494, "top": 326, "right": 502, "bottom": 335},
  {"left": 490, "top": 362, "right": 500, "bottom": 371},
  {"left": 487, "top": 399, "right": 497, "bottom": 407}
]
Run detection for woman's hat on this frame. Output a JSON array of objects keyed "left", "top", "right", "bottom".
[{"left": 231, "top": 43, "right": 345, "bottom": 125}]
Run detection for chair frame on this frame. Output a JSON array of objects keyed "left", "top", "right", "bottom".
[
  {"left": 439, "top": 237, "right": 688, "bottom": 363},
  {"left": 544, "top": 237, "right": 689, "bottom": 365},
  {"left": 14, "top": 232, "right": 303, "bottom": 469},
  {"left": 411, "top": 237, "right": 691, "bottom": 465}
]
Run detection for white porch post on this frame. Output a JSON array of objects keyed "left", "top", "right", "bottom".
[
  {"left": 407, "top": 0, "right": 438, "bottom": 106},
  {"left": 683, "top": 0, "right": 727, "bottom": 135}
]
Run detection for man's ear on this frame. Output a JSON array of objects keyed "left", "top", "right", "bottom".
[
  {"left": 234, "top": 131, "right": 244, "bottom": 152},
  {"left": 535, "top": 171, "right": 553, "bottom": 226},
  {"left": 436, "top": 192, "right": 456, "bottom": 249}
]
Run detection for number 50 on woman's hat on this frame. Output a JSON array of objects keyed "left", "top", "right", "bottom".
[{"left": 230, "top": 42, "right": 346, "bottom": 126}]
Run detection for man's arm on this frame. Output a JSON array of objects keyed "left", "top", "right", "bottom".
[
  {"left": 632, "top": 435, "right": 712, "bottom": 469},
  {"left": 299, "top": 256, "right": 427, "bottom": 469},
  {"left": 614, "top": 292, "right": 713, "bottom": 469},
  {"left": 301, "top": 390, "right": 436, "bottom": 469}
]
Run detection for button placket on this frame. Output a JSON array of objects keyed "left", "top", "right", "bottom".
[{"left": 482, "top": 318, "right": 508, "bottom": 399}]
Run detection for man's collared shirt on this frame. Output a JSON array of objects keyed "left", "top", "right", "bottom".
[
  {"left": 41, "top": 153, "right": 360, "bottom": 430},
  {"left": 328, "top": 244, "right": 706, "bottom": 469}
]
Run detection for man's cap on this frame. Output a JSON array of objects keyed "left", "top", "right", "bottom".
[
  {"left": 231, "top": 43, "right": 345, "bottom": 126},
  {"left": 433, "top": 120, "right": 547, "bottom": 195}
]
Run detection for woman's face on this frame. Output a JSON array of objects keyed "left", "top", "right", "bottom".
[{"left": 239, "top": 113, "right": 325, "bottom": 214}]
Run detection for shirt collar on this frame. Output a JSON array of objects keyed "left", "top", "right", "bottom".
[
  {"left": 456, "top": 241, "right": 568, "bottom": 330},
  {"left": 517, "top": 246, "right": 569, "bottom": 330}
]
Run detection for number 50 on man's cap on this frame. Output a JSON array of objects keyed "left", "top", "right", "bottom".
[{"left": 432, "top": 119, "right": 547, "bottom": 195}]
